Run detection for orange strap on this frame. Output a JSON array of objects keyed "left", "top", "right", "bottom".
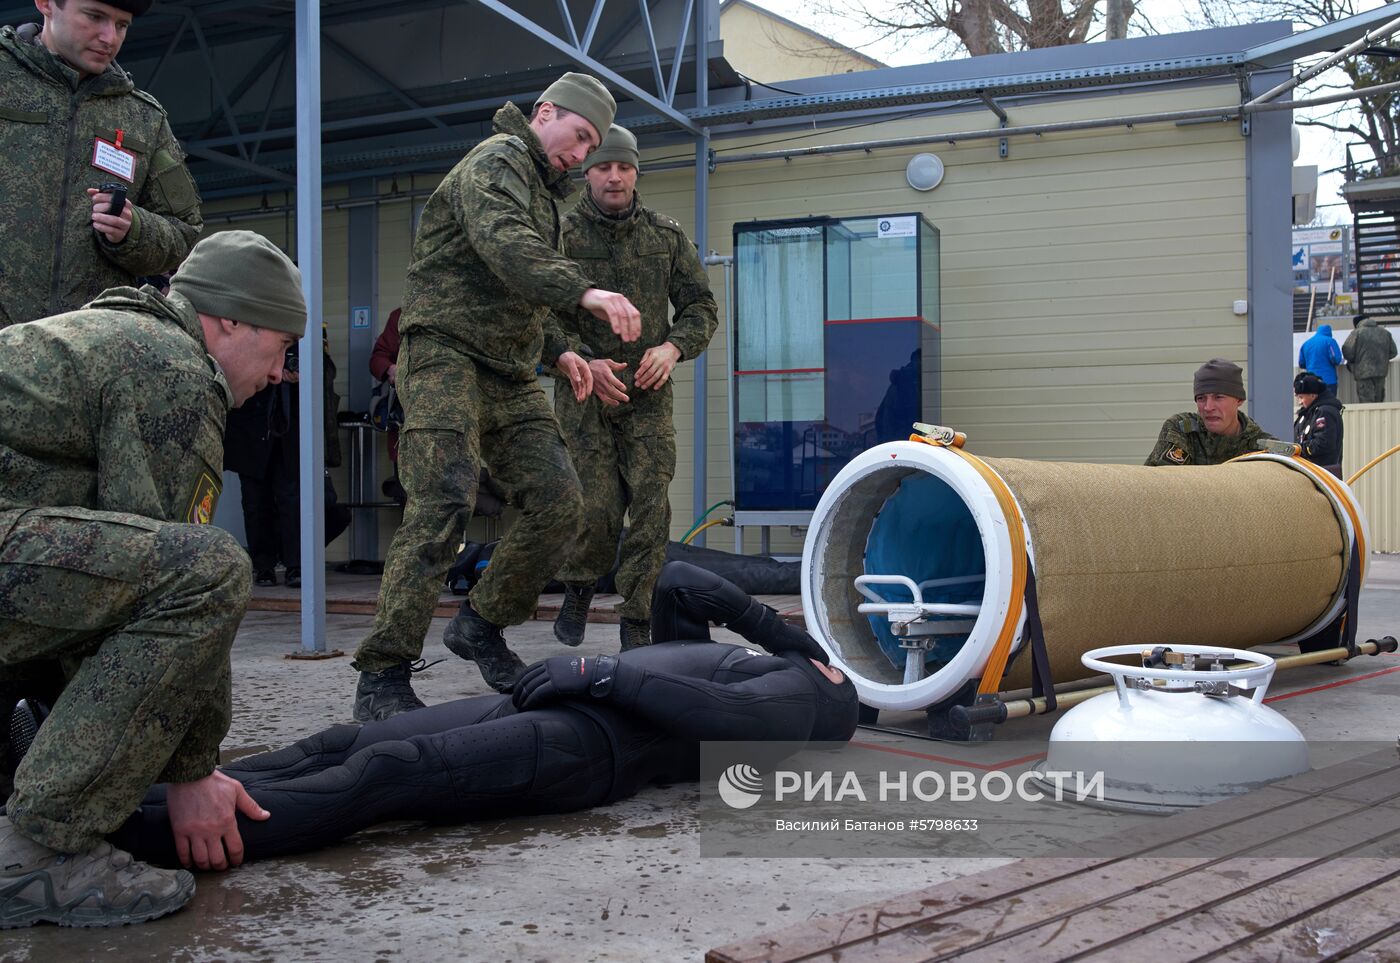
[{"left": 909, "top": 434, "right": 1029, "bottom": 693}]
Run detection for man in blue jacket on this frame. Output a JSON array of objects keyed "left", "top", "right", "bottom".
[{"left": 1298, "top": 324, "right": 1342, "bottom": 397}]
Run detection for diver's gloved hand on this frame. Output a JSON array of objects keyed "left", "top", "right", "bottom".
[
  {"left": 513, "top": 654, "right": 620, "bottom": 710},
  {"left": 728, "top": 600, "right": 830, "bottom": 665}
]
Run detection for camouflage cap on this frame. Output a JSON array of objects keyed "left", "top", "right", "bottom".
[
  {"left": 582, "top": 125, "right": 640, "bottom": 172},
  {"left": 536, "top": 72, "right": 615, "bottom": 144},
  {"left": 169, "top": 231, "right": 307, "bottom": 337},
  {"left": 1194, "top": 358, "right": 1246, "bottom": 401}
]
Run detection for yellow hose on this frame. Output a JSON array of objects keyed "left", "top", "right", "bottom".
[
  {"left": 682, "top": 517, "right": 730, "bottom": 545},
  {"left": 1348, "top": 442, "right": 1400, "bottom": 486}
]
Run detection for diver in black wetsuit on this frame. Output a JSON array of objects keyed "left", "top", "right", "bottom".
[{"left": 106, "top": 561, "right": 860, "bottom": 865}]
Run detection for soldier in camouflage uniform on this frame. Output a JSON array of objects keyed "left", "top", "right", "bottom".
[
  {"left": 1145, "top": 358, "right": 1275, "bottom": 466},
  {"left": 352, "top": 73, "right": 644, "bottom": 719},
  {"left": 1341, "top": 315, "right": 1397, "bottom": 403},
  {"left": 548, "top": 125, "right": 718, "bottom": 651},
  {"left": 0, "top": 231, "right": 305, "bottom": 928},
  {"left": 0, "top": 0, "right": 202, "bottom": 327}
]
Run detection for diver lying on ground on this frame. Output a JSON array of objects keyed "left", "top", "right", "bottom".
[{"left": 106, "top": 561, "right": 858, "bottom": 865}]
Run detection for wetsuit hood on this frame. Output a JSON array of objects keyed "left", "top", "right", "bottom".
[{"left": 781, "top": 652, "right": 860, "bottom": 742}]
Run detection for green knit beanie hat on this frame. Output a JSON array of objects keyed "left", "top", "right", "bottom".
[
  {"left": 537, "top": 72, "right": 616, "bottom": 144},
  {"left": 170, "top": 231, "right": 307, "bottom": 337},
  {"left": 582, "top": 125, "right": 640, "bottom": 172}
]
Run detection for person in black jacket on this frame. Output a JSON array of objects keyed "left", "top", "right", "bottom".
[
  {"left": 1292, "top": 371, "right": 1344, "bottom": 478},
  {"left": 99, "top": 562, "right": 857, "bottom": 864},
  {"left": 224, "top": 340, "right": 350, "bottom": 587}
]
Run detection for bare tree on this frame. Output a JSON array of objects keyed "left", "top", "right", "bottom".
[
  {"left": 1194, "top": 0, "right": 1399, "bottom": 178},
  {"left": 807, "top": 0, "right": 1139, "bottom": 60}
]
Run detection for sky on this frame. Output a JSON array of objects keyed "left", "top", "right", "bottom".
[{"left": 739, "top": 0, "right": 1394, "bottom": 224}]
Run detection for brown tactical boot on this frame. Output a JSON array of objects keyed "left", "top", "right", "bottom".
[{"left": 0, "top": 817, "right": 195, "bottom": 928}]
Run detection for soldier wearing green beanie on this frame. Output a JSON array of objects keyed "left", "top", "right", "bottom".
[
  {"left": 351, "top": 73, "right": 645, "bottom": 717},
  {"left": 0, "top": 230, "right": 304, "bottom": 927},
  {"left": 1145, "top": 357, "right": 1275, "bottom": 466},
  {"left": 0, "top": 0, "right": 203, "bottom": 327},
  {"left": 549, "top": 125, "right": 718, "bottom": 650}
]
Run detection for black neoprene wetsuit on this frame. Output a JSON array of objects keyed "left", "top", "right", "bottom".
[{"left": 108, "top": 563, "right": 859, "bottom": 865}]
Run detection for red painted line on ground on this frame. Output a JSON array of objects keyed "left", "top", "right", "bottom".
[
  {"left": 733, "top": 367, "right": 825, "bottom": 376},
  {"left": 1263, "top": 663, "right": 1400, "bottom": 702},
  {"left": 849, "top": 740, "right": 1047, "bottom": 771}
]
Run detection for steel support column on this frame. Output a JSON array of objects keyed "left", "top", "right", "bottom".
[
  {"left": 346, "top": 177, "right": 380, "bottom": 560},
  {"left": 296, "top": 0, "right": 327, "bottom": 652},
  {"left": 1245, "top": 66, "right": 1293, "bottom": 440},
  {"left": 690, "top": 0, "right": 710, "bottom": 546}
]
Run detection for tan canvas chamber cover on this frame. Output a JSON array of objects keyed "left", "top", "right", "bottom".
[{"left": 986, "top": 458, "right": 1346, "bottom": 688}]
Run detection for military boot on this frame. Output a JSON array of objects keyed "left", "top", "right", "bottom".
[
  {"left": 0, "top": 817, "right": 195, "bottom": 928},
  {"left": 443, "top": 603, "right": 527, "bottom": 693},
  {"left": 620, "top": 618, "right": 652, "bottom": 652},
  {"left": 353, "top": 662, "right": 428, "bottom": 723},
  {"left": 553, "top": 583, "right": 595, "bottom": 647}
]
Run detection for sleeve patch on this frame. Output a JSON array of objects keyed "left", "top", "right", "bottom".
[
  {"left": 1315, "top": 417, "right": 1328, "bottom": 429},
  {"left": 185, "top": 471, "right": 222, "bottom": 525},
  {"left": 1164, "top": 446, "right": 1187, "bottom": 465}
]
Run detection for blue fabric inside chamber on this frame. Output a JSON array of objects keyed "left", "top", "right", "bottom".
[{"left": 863, "top": 473, "right": 986, "bottom": 669}]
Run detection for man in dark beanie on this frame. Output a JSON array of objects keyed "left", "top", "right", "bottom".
[
  {"left": 548, "top": 125, "right": 718, "bottom": 652},
  {"left": 1145, "top": 358, "right": 1276, "bottom": 466},
  {"left": 0, "top": 0, "right": 203, "bottom": 327},
  {"left": 0, "top": 230, "right": 305, "bottom": 927},
  {"left": 351, "top": 73, "right": 645, "bottom": 717}
]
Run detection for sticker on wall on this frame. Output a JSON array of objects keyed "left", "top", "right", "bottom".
[{"left": 877, "top": 216, "right": 917, "bottom": 239}]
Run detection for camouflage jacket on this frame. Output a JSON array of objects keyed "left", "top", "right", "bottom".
[
  {"left": 552, "top": 190, "right": 718, "bottom": 412},
  {"left": 0, "top": 285, "right": 232, "bottom": 524},
  {"left": 1341, "top": 318, "right": 1398, "bottom": 380},
  {"left": 0, "top": 24, "right": 203, "bottom": 327},
  {"left": 399, "top": 102, "right": 594, "bottom": 381},
  {"left": 1144, "top": 411, "right": 1275, "bottom": 466}
]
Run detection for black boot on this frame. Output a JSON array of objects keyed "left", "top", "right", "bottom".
[
  {"left": 553, "top": 583, "right": 595, "bottom": 647},
  {"left": 443, "top": 602, "right": 527, "bottom": 693},
  {"left": 353, "top": 662, "right": 427, "bottom": 723},
  {"left": 619, "top": 618, "right": 651, "bottom": 652}
]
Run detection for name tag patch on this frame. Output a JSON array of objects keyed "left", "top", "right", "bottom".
[{"left": 92, "top": 137, "right": 136, "bottom": 182}]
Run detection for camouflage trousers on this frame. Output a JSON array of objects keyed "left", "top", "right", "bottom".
[
  {"left": 553, "top": 393, "right": 676, "bottom": 620},
  {"left": 0, "top": 506, "right": 249, "bottom": 853},
  {"left": 1356, "top": 376, "right": 1386, "bottom": 404},
  {"left": 354, "top": 334, "right": 583, "bottom": 672}
]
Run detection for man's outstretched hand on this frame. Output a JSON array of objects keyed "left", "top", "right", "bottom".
[
  {"left": 580, "top": 288, "right": 641, "bottom": 342},
  {"left": 166, "top": 770, "right": 270, "bottom": 871}
]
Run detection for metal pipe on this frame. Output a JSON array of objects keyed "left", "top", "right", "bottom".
[
  {"left": 640, "top": 78, "right": 1400, "bottom": 175},
  {"left": 295, "top": 0, "right": 327, "bottom": 653},
  {"left": 704, "top": 252, "right": 736, "bottom": 542},
  {"left": 1246, "top": 10, "right": 1400, "bottom": 107},
  {"left": 994, "top": 636, "right": 1398, "bottom": 722}
]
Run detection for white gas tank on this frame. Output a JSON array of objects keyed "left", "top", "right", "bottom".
[{"left": 1034, "top": 645, "right": 1309, "bottom": 813}]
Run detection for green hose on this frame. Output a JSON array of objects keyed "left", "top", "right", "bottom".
[{"left": 681, "top": 499, "right": 733, "bottom": 543}]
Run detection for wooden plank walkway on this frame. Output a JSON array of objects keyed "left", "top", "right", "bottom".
[{"left": 708, "top": 749, "right": 1400, "bottom": 963}]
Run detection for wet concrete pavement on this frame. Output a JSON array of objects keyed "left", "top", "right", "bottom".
[{"left": 6, "top": 556, "right": 1400, "bottom": 961}]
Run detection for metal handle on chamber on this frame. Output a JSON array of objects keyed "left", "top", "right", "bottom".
[{"left": 1080, "top": 644, "right": 1277, "bottom": 708}]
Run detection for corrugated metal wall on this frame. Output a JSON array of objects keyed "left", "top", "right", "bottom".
[{"left": 1341, "top": 402, "right": 1400, "bottom": 554}]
